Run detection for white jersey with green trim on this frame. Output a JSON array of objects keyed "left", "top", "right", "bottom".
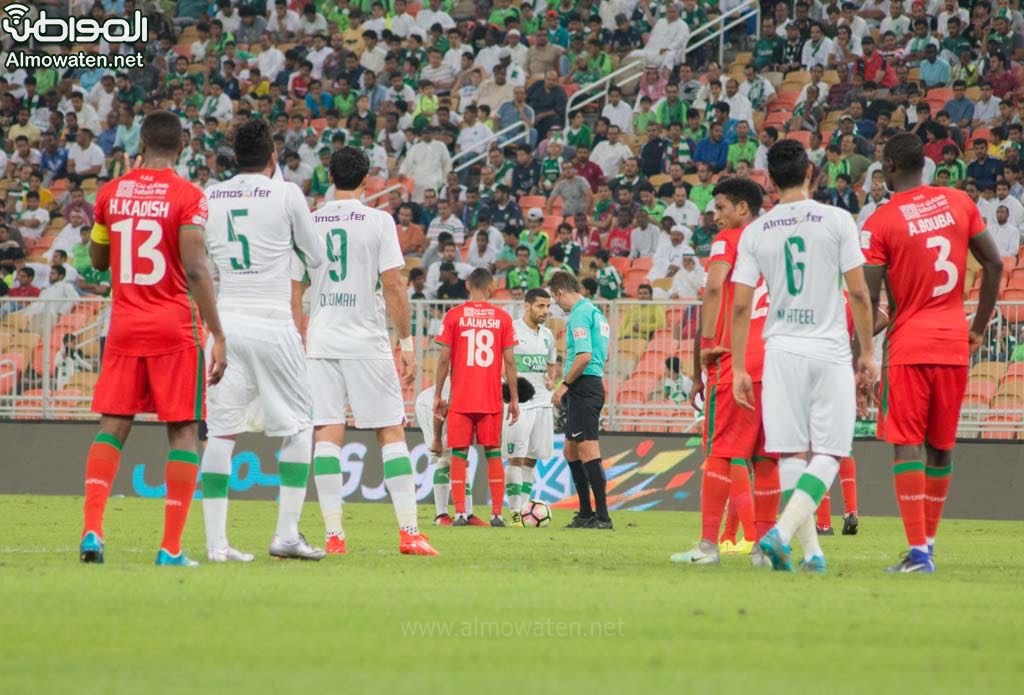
[
  {"left": 512, "top": 318, "right": 556, "bottom": 410},
  {"left": 733, "top": 199, "right": 864, "bottom": 365},
  {"left": 204, "top": 174, "right": 323, "bottom": 320},
  {"left": 303, "top": 198, "right": 406, "bottom": 359}
]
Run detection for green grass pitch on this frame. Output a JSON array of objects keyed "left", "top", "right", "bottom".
[{"left": 2, "top": 495, "right": 1022, "bottom": 694}]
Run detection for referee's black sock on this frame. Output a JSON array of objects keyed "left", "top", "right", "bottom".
[
  {"left": 584, "top": 458, "right": 609, "bottom": 521},
  {"left": 568, "top": 460, "right": 593, "bottom": 517}
]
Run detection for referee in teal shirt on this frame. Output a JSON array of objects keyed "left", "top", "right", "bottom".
[{"left": 549, "top": 272, "right": 613, "bottom": 529}]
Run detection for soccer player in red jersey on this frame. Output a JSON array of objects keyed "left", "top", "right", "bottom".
[
  {"left": 672, "top": 177, "right": 780, "bottom": 566},
  {"left": 79, "top": 111, "right": 227, "bottom": 567},
  {"left": 863, "top": 133, "right": 1003, "bottom": 573},
  {"left": 434, "top": 268, "right": 520, "bottom": 527}
]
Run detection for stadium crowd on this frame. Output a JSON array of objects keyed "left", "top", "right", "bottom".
[{"left": 3, "top": 0, "right": 1024, "bottom": 416}]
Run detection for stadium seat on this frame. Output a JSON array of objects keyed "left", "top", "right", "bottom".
[
  {"left": 1001, "top": 362, "right": 1024, "bottom": 383},
  {"left": 996, "top": 380, "right": 1024, "bottom": 402},
  {"left": 631, "top": 257, "right": 652, "bottom": 272},
  {"left": 610, "top": 256, "right": 631, "bottom": 275},
  {"left": 615, "top": 338, "right": 648, "bottom": 359},
  {"left": 519, "top": 195, "right": 547, "bottom": 211},
  {"left": 971, "top": 361, "right": 1007, "bottom": 383},
  {"left": 1002, "top": 289, "right": 1024, "bottom": 302},
  {"left": 624, "top": 269, "right": 648, "bottom": 296}
]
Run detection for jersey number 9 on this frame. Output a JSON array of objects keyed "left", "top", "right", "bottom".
[{"left": 327, "top": 228, "right": 348, "bottom": 282}]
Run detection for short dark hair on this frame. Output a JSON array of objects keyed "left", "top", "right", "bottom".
[
  {"left": 329, "top": 146, "right": 370, "bottom": 190},
  {"left": 581, "top": 277, "right": 597, "bottom": 295},
  {"left": 233, "top": 119, "right": 274, "bottom": 171},
  {"left": 884, "top": 132, "right": 925, "bottom": 175},
  {"left": 468, "top": 267, "right": 493, "bottom": 290},
  {"left": 140, "top": 110, "right": 183, "bottom": 156},
  {"left": 409, "top": 267, "right": 425, "bottom": 281},
  {"left": 767, "top": 139, "right": 810, "bottom": 190},
  {"left": 21, "top": 267, "right": 35, "bottom": 280},
  {"left": 51, "top": 265, "right": 66, "bottom": 279},
  {"left": 525, "top": 288, "right": 550, "bottom": 303},
  {"left": 712, "top": 176, "right": 764, "bottom": 213},
  {"left": 547, "top": 271, "right": 581, "bottom": 294}
]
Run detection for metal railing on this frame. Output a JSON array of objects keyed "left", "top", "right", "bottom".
[
  {"left": 563, "top": 60, "right": 645, "bottom": 131},
  {"left": 3, "top": 294, "right": 1024, "bottom": 439},
  {"left": 452, "top": 121, "right": 530, "bottom": 174},
  {"left": 687, "top": 0, "right": 762, "bottom": 69}
]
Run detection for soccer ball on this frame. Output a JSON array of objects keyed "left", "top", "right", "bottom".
[{"left": 519, "top": 500, "right": 551, "bottom": 527}]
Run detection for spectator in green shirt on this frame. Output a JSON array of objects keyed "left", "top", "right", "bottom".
[
  {"left": 690, "top": 211, "right": 718, "bottom": 257},
  {"left": 592, "top": 249, "right": 624, "bottom": 299},
  {"left": 727, "top": 121, "right": 758, "bottom": 172},
  {"left": 566, "top": 110, "right": 592, "bottom": 150},
  {"left": 753, "top": 16, "right": 785, "bottom": 71},
  {"left": 508, "top": 245, "right": 543, "bottom": 290},
  {"left": 311, "top": 147, "right": 332, "bottom": 197},
  {"left": 689, "top": 162, "right": 716, "bottom": 214}
]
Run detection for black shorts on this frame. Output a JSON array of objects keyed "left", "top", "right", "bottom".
[{"left": 564, "top": 375, "right": 604, "bottom": 443}]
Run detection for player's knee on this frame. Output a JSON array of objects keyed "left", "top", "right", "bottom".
[
  {"left": 280, "top": 428, "right": 314, "bottom": 462},
  {"left": 925, "top": 445, "right": 952, "bottom": 469},
  {"left": 893, "top": 444, "right": 925, "bottom": 463},
  {"left": 375, "top": 424, "right": 406, "bottom": 447}
]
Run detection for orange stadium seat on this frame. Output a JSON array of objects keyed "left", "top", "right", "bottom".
[
  {"left": 631, "top": 257, "right": 652, "bottom": 272},
  {"left": 610, "top": 256, "right": 631, "bottom": 275}
]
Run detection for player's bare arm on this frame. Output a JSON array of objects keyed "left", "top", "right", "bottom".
[
  {"left": 382, "top": 266, "right": 416, "bottom": 385},
  {"left": 430, "top": 410, "right": 445, "bottom": 456},
  {"left": 700, "top": 260, "right": 732, "bottom": 369},
  {"left": 434, "top": 343, "right": 452, "bottom": 420},
  {"left": 967, "top": 230, "right": 1004, "bottom": 353},
  {"left": 690, "top": 306, "right": 704, "bottom": 410},
  {"left": 503, "top": 345, "right": 520, "bottom": 425},
  {"left": 180, "top": 225, "right": 227, "bottom": 385},
  {"left": 290, "top": 278, "right": 308, "bottom": 339},
  {"left": 89, "top": 223, "right": 111, "bottom": 272},
  {"left": 729, "top": 281, "right": 755, "bottom": 410},
  {"left": 553, "top": 350, "right": 592, "bottom": 408},
  {"left": 844, "top": 266, "right": 879, "bottom": 387}
]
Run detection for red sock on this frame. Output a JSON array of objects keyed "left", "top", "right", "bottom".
[
  {"left": 82, "top": 433, "right": 122, "bottom": 538},
  {"left": 160, "top": 450, "right": 200, "bottom": 555},
  {"left": 839, "top": 456, "right": 858, "bottom": 515},
  {"left": 700, "top": 456, "right": 731, "bottom": 544},
  {"left": 752, "top": 458, "right": 779, "bottom": 541},
  {"left": 925, "top": 463, "right": 953, "bottom": 541},
  {"left": 816, "top": 492, "right": 832, "bottom": 529},
  {"left": 728, "top": 459, "right": 756, "bottom": 542},
  {"left": 485, "top": 448, "right": 504, "bottom": 516},
  {"left": 450, "top": 450, "right": 468, "bottom": 515},
  {"left": 720, "top": 501, "right": 740, "bottom": 544},
  {"left": 893, "top": 460, "right": 927, "bottom": 547}
]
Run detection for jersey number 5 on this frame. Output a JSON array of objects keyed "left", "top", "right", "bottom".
[
  {"left": 927, "top": 236, "right": 958, "bottom": 297},
  {"left": 111, "top": 218, "right": 165, "bottom": 285},
  {"left": 462, "top": 328, "right": 495, "bottom": 367},
  {"left": 327, "top": 228, "right": 348, "bottom": 282},
  {"left": 227, "top": 208, "right": 251, "bottom": 270}
]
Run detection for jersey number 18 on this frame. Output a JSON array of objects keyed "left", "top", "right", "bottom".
[{"left": 462, "top": 328, "right": 495, "bottom": 367}]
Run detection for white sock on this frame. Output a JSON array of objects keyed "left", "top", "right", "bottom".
[
  {"left": 507, "top": 464, "right": 523, "bottom": 512},
  {"left": 276, "top": 428, "right": 312, "bottom": 541},
  {"left": 775, "top": 457, "right": 807, "bottom": 545},
  {"left": 382, "top": 441, "right": 418, "bottom": 533},
  {"left": 201, "top": 436, "right": 235, "bottom": 550},
  {"left": 466, "top": 478, "right": 474, "bottom": 516},
  {"left": 521, "top": 465, "right": 536, "bottom": 507},
  {"left": 779, "top": 455, "right": 839, "bottom": 547},
  {"left": 432, "top": 454, "right": 450, "bottom": 516},
  {"left": 313, "top": 441, "right": 344, "bottom": 538},
  {"left": 794, "top": 515, "right": 823, "bottom": 561}
]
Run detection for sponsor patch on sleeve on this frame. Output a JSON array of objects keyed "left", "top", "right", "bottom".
[
  {"left": 710, "top": 240, "right": 726, "bottom": 257},
  {"left": 860, "top": 230, "right": 871, "bottom": 249},
  {"left": 572, "top": 327, "right": 588, "bottom": 339}
]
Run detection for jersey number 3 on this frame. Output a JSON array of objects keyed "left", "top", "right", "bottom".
[
  {"left": 111, "top": 218, "right": 165, "bottom": 285},
  {"left": 462, "top": 328, "right": 495, "bottom": 367},
  {"left": 927, "top": 236, "right": 957, "bottom": 297}
]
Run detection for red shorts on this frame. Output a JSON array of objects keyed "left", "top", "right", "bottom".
[
  {"left": 447, "top": 411, "right": 502, "bottom": 449},
  {"left": 703, "top": 381, "right": 769, "bottom": 460},
  {"left": 878, "top": 364, "right": 967, "bottom": 451},
  {"left": 92, "top": 346, "right": 206, "bottom": 423}
]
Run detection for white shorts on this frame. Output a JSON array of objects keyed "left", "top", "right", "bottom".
[
  {"left": 415, "top": 393, "right": 448, "bottom": 452},
  {"left": 206, "top": 315, "right": 312, "bottom": 438},
  {"left": 309, "top": 357, "right": 406, "bottom": 429},
  {"left": 762, "top": 349, "right": 855, "bottom": 457},
  {"left": 505, "top": 407, "right": 555, "bottom": 460}
]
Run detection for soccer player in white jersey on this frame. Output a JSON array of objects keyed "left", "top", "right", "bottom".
[
  {"left": 299, "top": 146, "right": 438, "bottom": 556},
  {"left": 505, "top": 288, "right": 558, "bottom": 524},
  {"left": 200, "top": 119, "right": 328, "bottom": 562},
  {"left": 414, "top": 380, "right": 480, "bottom": 524},
  {"left": 729, "top": 139, "right": 878, "bottom": 573}
]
